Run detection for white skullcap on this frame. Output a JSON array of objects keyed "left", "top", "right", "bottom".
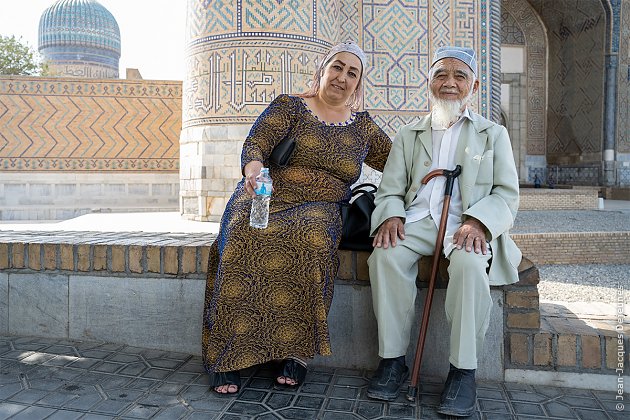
[{"left": 431, "top": 46, "right": 477, "bottom": 76}]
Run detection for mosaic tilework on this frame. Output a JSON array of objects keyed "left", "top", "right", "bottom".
[
  {"left": 184, "top": 40, "right": 327, "bottom": 126},
  {"left": 184, "top": 1, "right": 333, "bottom": 127},
  {"left": 548, "top": 165, "right": 601, "bottom": 185},
  {"left": 242, "top": 0, "right": 313, "bottom": 36},
  {"left": 360, "top": 0, "right": 495, "bottom": 135},
  {"left": 528, "top": 0, "right": 606, "bottom": 160},
  {"left": 488, "top": 0, "right": 503, "bottom": 123},
  {"left": 38, "top": 0, "right": 121, "bottom": 79},
  {"left": 188, "top": 0, "right": 238, "bottom": 39},
  {"left": 362, "top": 0, "right": 430, "bottom": 113},
  {"left": 503, "top": 0, "right": 547, "bottom": 156},
  {"left": 611, "top": 0, "right": 622, "bottom": 52},
  {"left": 339, "top": 0, "right": 360, "bottom": 43},
  {"left": 46, "top": 62, "right": 119, "bottom": 79},
  {"left": 501, "top": 11, "right": 524, "bottom": 45},
  {"left": 0, "top": 77, "right": 182, "bottom": 171},
  {"left": 184, "top": 0, "right": 495, "bottom": 130}
]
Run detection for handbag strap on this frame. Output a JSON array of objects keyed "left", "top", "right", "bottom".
[{"left": 351, "top": 183, "right": 377, "bottom": 198}]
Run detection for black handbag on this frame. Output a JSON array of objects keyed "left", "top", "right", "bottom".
[
  {"left": 269, "top": 137, "right": 296, "bottom": 167},
  {"left": 339, "top": 183, "right": 377, "bottom": 251}
]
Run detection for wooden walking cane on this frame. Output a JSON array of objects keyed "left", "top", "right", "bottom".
[{"left": 406, "top": 164, "right": 462, "bottom": 402}]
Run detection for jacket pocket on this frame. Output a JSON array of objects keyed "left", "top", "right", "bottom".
[{"left": 475, "top": 150, "right": 494, "bottom": 185}]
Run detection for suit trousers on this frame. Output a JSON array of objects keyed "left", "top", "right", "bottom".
[{"left": 367, "top": 216, "right": 493, "bottom": 370}]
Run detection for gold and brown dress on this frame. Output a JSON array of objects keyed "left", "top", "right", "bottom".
[{"left": 202, "top": 94, "right": 392, "bottom": 373}]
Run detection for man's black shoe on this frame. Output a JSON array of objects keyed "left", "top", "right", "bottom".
[
  {"left": 366, "top": 358, "right": 409, "bottom": 401},
  {"left": 437, "top": 364, "right": 477, "bottom": 417}
]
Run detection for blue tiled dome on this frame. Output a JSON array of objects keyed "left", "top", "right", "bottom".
[{"left": 39, "top": 0, "right": 120, "bottom": 59}]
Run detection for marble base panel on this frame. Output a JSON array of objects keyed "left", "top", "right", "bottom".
[
  {"left": 0, "top": 273, "right": 7, "bottom": 333},
  {"left": 8, "top": 273, "right": 69, "bottom": 337},
  {"left": 0, "top": 173, "right": 179, "bottom": 221},
  {"left": 2, "top": 271, "right": 504, "bottom": 381}
]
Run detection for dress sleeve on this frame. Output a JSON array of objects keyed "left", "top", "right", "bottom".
[
  {"left": 362, "top": 114, "right": 393, "bottom": 172},
  {"left": 241, "top": 94, "right": 296, "bottom": 173}
]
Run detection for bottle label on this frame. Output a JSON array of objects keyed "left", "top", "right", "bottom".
[{"left": 255, "top": 181, "right": 272, "bottom": 196}]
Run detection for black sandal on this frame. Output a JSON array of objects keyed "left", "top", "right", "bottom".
[
  {"left": 210, "top": 370, "right": 241, "bottom": 394},
  {"left": 277, "top": 358, "right": 307, "bottom": 386}
]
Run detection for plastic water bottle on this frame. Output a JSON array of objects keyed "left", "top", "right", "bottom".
[{"left": 249, "top": 167, "right": 272, "bottom": 229}]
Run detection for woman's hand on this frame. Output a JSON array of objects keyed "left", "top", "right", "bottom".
[
  {"left": 372, "top": 217, "right": 405, "bottom": 249},
  {"left": 243, "top": 161, "right": 264, "bottom": 198}
]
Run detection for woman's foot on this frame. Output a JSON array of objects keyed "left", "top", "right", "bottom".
[
  {"left": 210, "top": 370, "right": 241, "bottom": 394},
  {"left": 276, "top": 357, "right": 307, "bottom": 386}
]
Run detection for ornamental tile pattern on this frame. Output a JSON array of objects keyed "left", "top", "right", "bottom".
[
  {"left": 184, "top": 1, "right": 332, "bottom": 127},
  {"left": 503, "top": 0, "right": 547, "bottom": 156},
  {"left": 183, "top": 0, "right": 495, "bottom": 135},
  {"left": 528, "top": 0, "right": 606, "bottom": 159},
  {"left": 0, "top": 77, "right": 182, "bottom": 172}
]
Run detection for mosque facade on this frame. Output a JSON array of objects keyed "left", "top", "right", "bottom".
[
  {"left": 0, "top": 1, "right": 628, "bottom": 222},
  {"left": 180, "top": 0, "right": 630, "bottom": 222},
  {"left": 38, "top": 0, "right": 121, "bottom": 78}
]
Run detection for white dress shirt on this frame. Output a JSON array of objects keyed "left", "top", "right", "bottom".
[{"left": 405, "top": 108, "right": 472, "bottom": 256}]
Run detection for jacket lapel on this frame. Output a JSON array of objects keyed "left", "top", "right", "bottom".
[
  {"left": 455, "top": 112, "right": 491, "bottom": 209},
  {"left": 406, "top": 116, "right": 433, "bottom": 204}
]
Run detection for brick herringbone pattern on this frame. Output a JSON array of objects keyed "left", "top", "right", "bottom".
[{"left": 0, "top": 77, "right": 182, "bottom": 171}]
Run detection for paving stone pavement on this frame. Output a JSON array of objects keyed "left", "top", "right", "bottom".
[{"left": 0, "top": 336, "right": 625, "bottom": 420}]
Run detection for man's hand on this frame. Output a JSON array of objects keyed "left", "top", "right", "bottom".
[
  {"left": 372, "top": 217, "right": 405, "bottom": 249},
  {"left": 243, "top": 161, "right": 264, "bottom": 198},
  {"left": 453, "top": 218, "right": 488, "bottom": 254}
]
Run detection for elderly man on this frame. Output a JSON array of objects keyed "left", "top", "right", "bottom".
[{"left": 366, "top": 46, "right": 522, "bottom": 416}]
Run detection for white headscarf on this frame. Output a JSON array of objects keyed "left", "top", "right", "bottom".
[{"left": 320, "top": 41, "right": 367, "bottom": 72}]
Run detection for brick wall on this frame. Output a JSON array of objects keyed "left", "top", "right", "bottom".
[
  {"left": 0, "top": 76, "right": 181, "bottom": 172},
  {"left": 0, "top": 240, "right": 209, "bottom": 278},
  {"left": 512, "top": 231, "right": 630, "bottom": 264},
  {"left": 519, "top": 188, "right": 599, "bottom": 210}
]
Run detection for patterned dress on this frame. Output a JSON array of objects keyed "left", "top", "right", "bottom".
[{"left": 202, "top": 94, "right": 392, "bottom": 373}]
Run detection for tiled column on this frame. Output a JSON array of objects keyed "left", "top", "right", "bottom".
[{"left": 180, "top": 0, "right": 336, "bottom": 221}]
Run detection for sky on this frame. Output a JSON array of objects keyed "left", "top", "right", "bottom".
[{"left": 0, "top": 0, "right": 187, "bottom": 81}]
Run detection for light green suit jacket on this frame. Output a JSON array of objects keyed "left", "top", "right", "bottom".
[{"left": 371, "top": 112, "right": 522, "bottom": 286}]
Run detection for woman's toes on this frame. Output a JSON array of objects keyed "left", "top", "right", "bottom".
[{"left": 214, "top": 384, "right": 238, "bottom": 394}]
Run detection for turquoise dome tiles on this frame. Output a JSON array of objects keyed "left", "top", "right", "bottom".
[
  {"left": 38, "top": 0, "right": 121, "bottom": 78},
  {"left": 39, "top": 0, "right": 121, "bottom": 53}
]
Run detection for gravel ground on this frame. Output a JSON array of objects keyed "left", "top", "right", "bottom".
[
  {"left": 538, "top": 264, "right": 630, "bottom": 304},
  {"left": 513, "top": 208, "right": 629, "bottom": 305},
  {"left": 513, "top": 209, "right": 630, "bottom": 234}
]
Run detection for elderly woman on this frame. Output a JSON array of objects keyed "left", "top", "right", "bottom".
[{"left": 203, "top": 41, "right": 392, "bottom": 394}]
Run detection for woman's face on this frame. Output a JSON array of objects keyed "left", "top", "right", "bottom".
[{"left": 319, "top": 52, "right": 362, "bottom": 104}]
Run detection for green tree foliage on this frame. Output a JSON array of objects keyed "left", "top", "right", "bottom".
[{"left": 0, "top": 35, "right": 48, "bottom": 76}]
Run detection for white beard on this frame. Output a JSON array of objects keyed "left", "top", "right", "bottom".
[{"left": 429, "top": 90, "right": 473, "bottom": 129}]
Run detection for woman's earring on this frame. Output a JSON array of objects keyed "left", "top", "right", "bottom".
[{"left": 347, "top": 90, "right": 358, "bottom": 107}]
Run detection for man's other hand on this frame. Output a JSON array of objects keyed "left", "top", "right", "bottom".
[{"left": 453, "top": 218, "right": 487, "bottom": 254}]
